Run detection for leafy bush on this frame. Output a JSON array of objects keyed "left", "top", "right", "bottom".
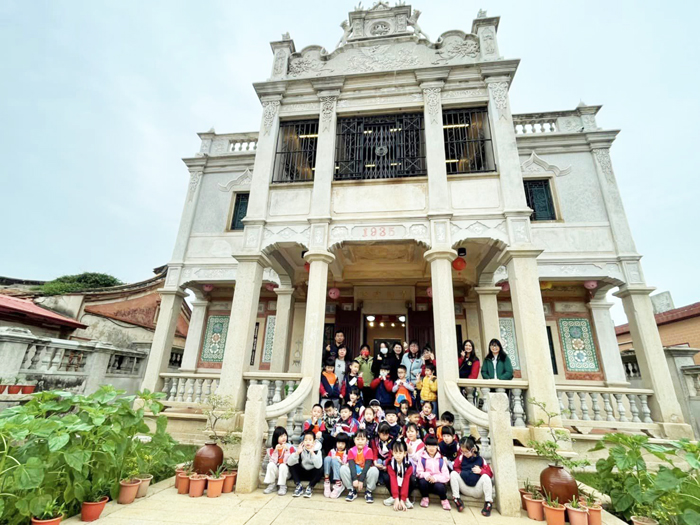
[
  {"left": 35, "top": 272, "right": 123, "bottom": 295},
  {"left": 590, "top": 433, "right": 700, "bottom": 524},
  {"left": 0, "top": 386, "right": 188, "bottom": 524}
]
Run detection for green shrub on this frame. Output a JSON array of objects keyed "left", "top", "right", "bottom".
[{"left": 34, "top": 272, "right": 123, "bottom": 295}]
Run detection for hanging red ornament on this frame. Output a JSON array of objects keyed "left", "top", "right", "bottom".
[
  {"left": 304, "top": 262, "right": 311, "bottom": 272},
  {"left": 452, "top": 257, "right": 467, "bottom": 271},
  {"left": 328, "top": 287, "right": 341, "bottom": 299}
]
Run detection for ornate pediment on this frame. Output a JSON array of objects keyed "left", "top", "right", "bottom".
[
  {"left": 520, "top": 152, "right": 572, "bottom": 177},
  {"left": 218, "top": 168, "right": 253, "bottom": 192}
]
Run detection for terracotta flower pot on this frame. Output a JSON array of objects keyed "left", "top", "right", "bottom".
[
  {"left": 588, "top": 505, "right": 603, "bottom": 525},
  {"left": 540, "top": 466, "right": 578, "bottom": 508},
  {"left": 543, "top": 503, "right": 566, "bottom": 525},
  {"left": 565, "top": 504, "right": 588, "bottom": 525},
  {"left": 8, "top": 385, "right": 21, "bottom": 394},
  {"left": 174, "top": 468, "right": 184, "bottom": 489},
  {"left": 81, "top": 497, "right": 109, "bottom": 522},
  {"left": 222, "top": 471, "right": 237, "bottom": 493},
  {"left": 631, "top": 517, "right": 658, "bottom": 525},
  {"left": 524, "top": 495, "right": 545, "bottom": 521},
  {"left": 193, "top": 441, "right": 224, "bottom": 475},
  {"left": 31, "top": 514, "right": 64, "bottom": 525},
  {"left": 118, "top": 478, "right": 142, "bottom": 504},
  {"left": 22, "top": 385, "right": 36, "bottom": 394},
  {"left": 189, "top": 474, "right": 207, "bottom": 497},
  {"left": 0, "top": 384, "right": 6, "bottom": 394},
  {"left": 519, "top": 488, "right": 532, "bottom": 510},
  {"left": 207, "top": 476, "right": 225, "bottom": 498},
  {"left": 136, "top": 474, "right": 153, "bottom": 498},
  {"left": 177, "top": 473, "right": 190, "bottom": 494}
]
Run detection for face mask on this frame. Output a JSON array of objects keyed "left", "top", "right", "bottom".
[
  {"left": 361, "top": 350, "right": 370, "bottom": 358},
  {"left": 380, "top": 347, "right": 388, "bottom": 354}
]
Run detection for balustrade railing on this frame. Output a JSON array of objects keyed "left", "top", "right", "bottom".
[
  {"left": 244, "top": 372, "right": 304, "bottom": 445},
  {"left": 160, "top": 373, "right": 221, "bottom": 404},
  {"left": 557, "top": 386, "right": 656, "bottom": 430},
  {"left": 683, "top": 366, "right": 700, "bottom": 397},
  {"left": 456, "top": 379, "right": 529, "bottom": 428},
  {"left": 513, "top": 116, "right": 558, "bottom": 135}
]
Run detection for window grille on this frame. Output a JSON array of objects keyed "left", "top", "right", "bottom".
[
  {"left": 273, "top": 120, "right": 319, "bottom": 183},
  {"left": 231, "top": 192, "right": 249, "bottom": 230},
  {"left": 335, "top": 113, "right": 426, "bottom": 180},
  {"left": 442, "top": 107, "right": 496, "bottom": 174},
  {"left": 523, "top": 179, "right": 557, "bottom": 221}
]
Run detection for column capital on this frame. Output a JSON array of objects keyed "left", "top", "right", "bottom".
[
  {"left": 474, "top": 286, "right": 502, "bottom": 296},
  {"left": 613, "top": 285, "right": 656, "bottom": 299},
  {"left": 157, "top": 288, "right": 188, "bottom": 299},
  {"left": 233, "top": 254, "right": 268, "bottom": 266},
  {"left": 274, "top": 286, "right": 295, "bottom": 296},
  {"left": 586, "top": 300, "right": 613, "bottom": 311},
  {"left": 191, "top": 299, "right": 209, "bottom": 308},
  {"left": 501, "top": 247, "right": 543, "bottom": 265},
  {"left": 311, "top": 77, "right": 345, "bottom": 92},
  {"left": 304, "top": 249, "right": 335, "bottom": 265},
  {"left": 419, "top": 80, "right": 445, "bottom": 91},
  {"left": 316, "top": 89, "right": 340, "bottom": 99},
  {"left": 424, "top": 248, "right": 457, "bottom": 263}
]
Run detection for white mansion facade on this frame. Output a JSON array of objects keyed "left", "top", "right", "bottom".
[{"left": 142, "top": 3, "right": 692, "bottom": 453}]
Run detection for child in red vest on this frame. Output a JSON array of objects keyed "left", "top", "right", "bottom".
[
  {"left": 323, "top": 432, "right": 349, "bottom": 499},
  {"left": 384, "top": 438, "right": 414, "bottom": 510},
  {"left": 263, "top": 426, "right": 295, "bottom": 495}
]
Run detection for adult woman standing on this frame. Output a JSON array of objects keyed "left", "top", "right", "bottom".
[
  {"left": 371, "top": 341, "right": 391, "bottom": 379},
  {"left": 458, "top": 340, "right": 480, "bottom": 379},
  {"left": 386, "top": 342, "right": 405, "bottom": 380},
  {"left": 356, "top": 344, "right": 375, "bottom": 402},
  {"left": 401, "top": 340, "right": 423, "bottom": 385},
  {"left": 334, "top": 346, "right": 349, "bottom": 385},
  {"left": 480, "top": 339, "right": 513, "bottom": 380}
]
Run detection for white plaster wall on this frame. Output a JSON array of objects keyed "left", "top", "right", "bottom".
[
  {"left": 191, "top": 171, "right": 243, "bottom": 234},
  {"left": 268, "top": 186, "right": 312, "bottom": 217},
  {"left": 332, "top": 181, "right": 427, "bottom": 216},
  {"left": 71, "top": 314, "right": 156, "bottom": 348},
  {"left": 531, "top": 225, "right": 615, "bottom": 254},
  {"left": 449, "top": 178, "right": 501, "bottom": 211},
  {"left": 35, "top": 295, "right": 84, "bottom": 319},
  {"left": 0, "top": 320, "right": 60, "bottom": 338},
  {"left": 185, "top": 234, "right": 245, "bottom": 260}
]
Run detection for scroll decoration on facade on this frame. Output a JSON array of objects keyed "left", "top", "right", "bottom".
[
  {"left": 320, "top": 96, "right": 337, "bottom": 132},
  {"left": 488, "top": 81, "right": 509, "bottom": 120},
  {"left": 187, "top": 171, "right": 203, "bottom": 202},
  {"left": 262, "top": 100, "right": 281, "bottom": 135},
  {"left": 272, "top": 50, "right": 286, "bottom": 76},
  {"left": 521, "top": 152, "right": 572, "bottom": 177},
  {"left": 218, "top": 168, "right": 253, "bottom": 192},
  {"left": 422, "top": 87, "right": 441, "bottom": 124},
  {"left": 593, "top": 149, "right": 615, "bottom": 183},
  {"left": 433, "top": 37, "right": 479, "bottom": 63}
]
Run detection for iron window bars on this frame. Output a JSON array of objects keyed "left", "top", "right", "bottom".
[
  {"left": 523, "top": 179, "right": 557, "bottom": 221},
  {"left": 335, "top": 113, "right": 426, "bottom": 180},
  {"left": 230, "top": 192, "right": 249, "bottom": 230},
  {"left": 442, "top": 107, "right": 496, "bottom": 174},
  {"left": 273, "top": 120, "right": 319, "bottom": 183}
]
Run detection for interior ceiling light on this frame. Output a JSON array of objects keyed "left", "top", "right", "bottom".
[
  {"left": 398, "top": 315, "right": 406, "bottom": 322},
  {"left": 457, "top": 247, "right": 467, "bottom": 257},
  {"left": 402, "top": 323, "right": 406, "bottom": 327},
  {"left": 369, "top": 322, "right": 375, "bottom": 327},
  {"left": 366, "top": 315, "right": 375, "bottom": 322},
  {"left": 380, "top": 322, "right": 385, "bottom": 327},
  {"left": 391, "top": 323, "right": 395, "bottom": 327}
]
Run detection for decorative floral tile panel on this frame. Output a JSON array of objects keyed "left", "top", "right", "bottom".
[
  {"left": 262, "top": 315, "right": 276, "bottom": 363},
  {"left": 559, "top": 318, "right": 599, "bottom": 372},
  {"left": 498, "top": 317, "right": 521, "bottom": 371},
  {"left": 201, "top": 315, "right": 229, "bottom": 363}
]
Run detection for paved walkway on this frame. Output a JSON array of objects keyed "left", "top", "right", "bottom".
[{"left": 64, "top": 478, "right": 533, "bottom": 525}]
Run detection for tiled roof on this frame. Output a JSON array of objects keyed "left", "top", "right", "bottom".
[
  {"left": 0, "top": 295, "right": 87, "bottom": 329},
  {"left": 615, "top": 301, "right": 700, "bottom": 335}
]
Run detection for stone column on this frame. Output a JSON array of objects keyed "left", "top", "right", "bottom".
[
  {"left": 141, "top": 288, "right": 187, "bottom": 392},
  {"left": 83, "top": 346, "right": 112, "bottom": 395},
  {"left": 219, "top": 257, "right": 265, "bottom": 410},
  {"left": 424, "top": 248, "right": 459, "bottom": 409},
  {"left": 504, "top": 249, "right": 561, "bottom": 424},
  {"left": 179, "top": 299, "right": 209, "bottom": 373},
  {"left": 475, "top": 286, "right": 501, "bottom": 358},
  {"left": 269, "top": 287, "right": 294, "bottom": 373},
  {"left": 614, "top": 286, "right": 692, "bottom": 437},
  {"left": 236, "top": 384, "right": 267, "bottom": 493},
  {"left": 171, "top": 161, "right": 206, "bottom": 263},
  {"left": 309, "top": 87, "right": 340, "bottom": 220},
  {"left": 301, "top": 250, "right": 334, "bottom": 412},
  {"left": 0, "top": 327, "right": 36, "bottom": 383},
  {"left": 488, "top": 393, "right": 521, "bottom": 517},
  {"left": 587, "top": 300, "right": 628, "bottom": 387},
  {"left": 245, "top": 94, "right": 283, "bottom": 222},
  {"left": 418, "top": 77, "right": 451, "bottom": 214}
]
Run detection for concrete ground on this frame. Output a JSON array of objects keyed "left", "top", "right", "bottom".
[{"left": 63, "top": 477, "right": 624, "bottom": 525}]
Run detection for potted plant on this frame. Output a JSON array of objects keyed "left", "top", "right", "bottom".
[
  {"left": 222, "top": 459, "right": 238, "bottom": 493},
  {"left": 520, "top": 478, "right": 534, "bottom": 510},
  {"left": 177, "top": 468, "right": 192, "bottom": 495},
  {"left": 118, "top": 460, "right": 142, "bottom": 505},
  {"left": 206, "top": 465, "right": 226, "bottom": 498},
  {"left": 8, "top": 376, "right": 22, "bottom": 394},
  {"left": 565, "top": 496, "right": 588, "bottom": 525},
  {"left": 175, "top": 461, "right": 192, "bottom": 491},
  {"left": 0, "top": 378, "right": 6, "bottom": 394},
  {"left": 527, "top": 399, "right": 589, "bottom": 507},
  {"left": 524, "top": 489, "right": 545, "bottom": 521},
  {"left": 30, "top": 498, "right": 65, "bottom": 525},
  {"left": 22, "top": 378, "right": 37, "bottom": 394},
  {"left": 542, "top": 494, "right": 565, "bottom": 525},
  {"left": 582, "top": 494, "right": 603, "bottom": 525},
  {"left": 631, "top": 516, "right": 659, "bottom": 525},
  {"left": 81, "top": 480, "right": 111, "bottom": 522},
  {"left": 188, "top": 473, "right": 207, "bottom": 497},
  {"left": 196, "top": 394, "right": 236, "bottom": 475},
  {"left": 135, "top": 447, "right": 155, "bottom": 498}
]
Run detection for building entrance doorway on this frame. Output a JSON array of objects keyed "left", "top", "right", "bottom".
[{"left": 364, "top": 314, "right": 407, "bottom": 356}]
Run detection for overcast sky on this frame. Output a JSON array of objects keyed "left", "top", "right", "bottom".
[{"left": 1, "top": 0, "right": 698, "bottom": 324}]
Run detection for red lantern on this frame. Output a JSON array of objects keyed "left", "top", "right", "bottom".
[
  {"left": 304, "top": 262, "right": 311, "bottom": 272},
  {"left": 452, "top": 257, "right": 467, "bottom": 271},
  {"left": 265, "top": 283, "right": 278, "bottom": 292},
  {"left": 426, "top": 287, "right": 433, "bottom": 298},
  {"left": 584, "top": 280, "right": 598, "bottom": 290},
  {"left": 202, "top": 284, "right": 214, "bottom": 292},
  {"left": 500, "top": 282, "right": 510, "bottom": 292},
  {"left": 328, "top": 287, "right": 340, "bottom": 299}
]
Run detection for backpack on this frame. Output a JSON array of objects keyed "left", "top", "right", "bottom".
[{"left": 420, "top": 455, "right": 444, "bottom": 473}]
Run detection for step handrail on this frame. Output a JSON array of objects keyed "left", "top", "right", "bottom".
[
  {"left": 264, "top": 377, "right": 312, "bottom": 420},
  {"left": 444, "top": 380, "right": 489, "bottom": 428}
]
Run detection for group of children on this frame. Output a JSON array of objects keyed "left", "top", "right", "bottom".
[{"left": 262, "top": 401, "right": 494, "bottom": 516}]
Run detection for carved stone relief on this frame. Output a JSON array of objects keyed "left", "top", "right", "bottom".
[
  {"left": 218, "top": 168, "right": 253, "bottom": 192},
  {"left": 433, "top": 37, "right": 479, "bottom": 63},
  {"left": 262, "top": 100, "right": 280, "bottom": 135},
  {"left": 488, "top": 81, "right": 509, "bottom": 119},
  {"left": 593, "top": 149, "right": 615, "bottom": 183},
  {"left": 319, "top": 96, "right": 337, "bottom": 132},
  {"left": 422, "top": 87, "right": 441, "bottom": 124},
  {"left": 521, "top": 152, "right": 572, "bottom": 178},
  {"left": 187, "top": 171, "right": 202, "bottom": 202}
]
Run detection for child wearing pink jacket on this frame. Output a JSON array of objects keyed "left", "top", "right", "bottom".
[{"left": 415, "top": 435, "right": 451, "bottom": 510}]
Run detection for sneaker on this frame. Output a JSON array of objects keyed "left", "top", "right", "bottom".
[
  {"left": 453, "top": 498, "right": 465, "bottom": 513},
  {"left": 330, "top": 482, "right": 344, "bottom": 499},
  {"left": 383, "top": 496, "right": 395, "bottom": 506},
  {"left": 293, "top": 483, "right": 304, "bottom": 497},
  {"left": 324, "top": 479, "right": 331, "bottom": 498},
  {"left": 404, "top": 499, "right": 414, "bottom": 509},
  {"left": 365, "top": 490, "right": 374, "bottom": 504},
  {"left": 278, "top": 485, "right": 287, "bottom": 496},
  {"left": 304, "top": 486, "right": 313, "bottom": 498},
  {"left": 441, "top": 499, "right": 451, "bottom": 511},
  {"left": 482, "top": 501, "right": 493, "bottom": 517},
  {"left": 346, "top": 489, "right": 357, "bottom": 502},
  {"left": 420, "top": 497, "right": 430, "bottom": 508},
  {"left": 263, "top": 482, "right": 277, "bottom": 494}
]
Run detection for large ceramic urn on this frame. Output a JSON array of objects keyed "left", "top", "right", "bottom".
[
  {"left": 540, "top": 465, "right": 578, "bottom": 506},
  {"left": 193, "top": 441, "right": 224, "bottom": 475}
]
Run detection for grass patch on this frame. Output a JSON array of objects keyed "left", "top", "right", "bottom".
[{"left": 574, "top": 471, "right": 604, "bottom": 492}]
